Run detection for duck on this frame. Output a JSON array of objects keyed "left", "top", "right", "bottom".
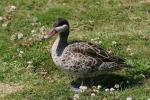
[{"left": 45, "top": 18, "right": 131, "bottom": 90}]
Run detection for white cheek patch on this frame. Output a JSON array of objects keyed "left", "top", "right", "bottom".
[{"left": 55, "top": 24, "right": 68, "bottom": 33}]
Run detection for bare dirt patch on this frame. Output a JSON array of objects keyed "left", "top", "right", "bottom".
[{"left": 0, "top": 82, "right": 24, "bottom": 98}]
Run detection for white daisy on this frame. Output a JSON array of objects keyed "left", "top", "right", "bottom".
[
  {"left": 105, "top": 88, "right": 109, "bottom": 92},
  {"left": 0, "top": 16, "right": 3, "bottom": 21},
  {"left": 114, "top": 84, "right": 120, "bottom": 89},
  {"left": 112, "top": 41, "right": 117, "bottom": 45},
  {"left": 17, "top": 33, "right": 24, "bottom": 40},
  {"left": 73, "top": 94, "right": 79, "bottom": 100},
  {"left": 110, "top": 88, "right": 115, "bottom": 92},
  {"left": 2, "top": 23, "right": 8, "bottom": 27},
  {"left": 97, "top": 85, "right": 102, "bottom": 90},
  {"left": 10, "top": 34, "right": 16, "bottom": 41},
  {"left": 91, "top": 93, "right": 96, "bottom": 97},
  {"left": 126, "top": 96, "right": 132, "bottom": 100},
  {"left": 79, "top": 86, "right": 87, "bottom": 92}
]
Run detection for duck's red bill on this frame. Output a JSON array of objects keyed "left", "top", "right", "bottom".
[
  {"left": 44, "top": 29, "right": 57, "bottom": 39},
  {"left": 48, "top": 29, "right": 57, "bottom": 37}
]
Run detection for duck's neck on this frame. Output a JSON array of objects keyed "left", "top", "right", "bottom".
[{"left": 53, "top": 34, "right": 68, "bottom": 57}]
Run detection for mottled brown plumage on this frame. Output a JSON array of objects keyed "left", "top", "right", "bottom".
[
  {"left": 58, "top": 42, "right": 129, "bottom": 77},
  {"left": 47, "top": 18, "right": 131, "bottom": 78}
]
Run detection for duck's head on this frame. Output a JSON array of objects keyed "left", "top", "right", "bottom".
[{"left": 46, "top": 18, "right": 69, "bottom": 39}]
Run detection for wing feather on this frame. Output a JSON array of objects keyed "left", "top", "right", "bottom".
[
  {"left": 60, "top": 42, "right": 129, "bottom": 76},
  {"left": 62, "top": 42, "right": 125, "bottom": 69}
]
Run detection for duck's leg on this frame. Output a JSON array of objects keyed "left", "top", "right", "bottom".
[{"left": 71, "top": 78, "right": 85, "bottom": 92}]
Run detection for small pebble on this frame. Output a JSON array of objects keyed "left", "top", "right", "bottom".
[{"left": 129, "top": 52, "right": 134, "bottom": 56}]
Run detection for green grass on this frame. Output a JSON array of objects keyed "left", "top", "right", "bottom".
[{"left": 0, "top": 0, "right": 150, "bottom": 99}]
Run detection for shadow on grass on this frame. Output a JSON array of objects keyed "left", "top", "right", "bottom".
[{"left": 71, "top": 68, "right": 150, "bottom": 89}]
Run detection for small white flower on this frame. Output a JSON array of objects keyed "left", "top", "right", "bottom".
[
  {"left": 93, "top": 89, "right": 99, "bottom": 93},
  {"left": 40, "top": 26, "right": 46, "bottom": 32},
  {"left": 10, "top": 34, "right": 16, "bottom": 41},
  {"left": 19, "top": 50, "right": 24, "bottom": 54},
  {"left": 110, "top": 88, "right": 115, "bottom": 92},
  {"left": 91, "top": 93, "right": 96, "bottom": 97},
  {"left": 11, "top": 5, "right": 16, "bottom": 10},
  {"left": 96, "top": 37, "right": 99, "bottom": 40},
  {"left": 112, "top": 41, "right": 117, "bottom": 45},
  {"left": 17, "top": 48, "right": 20, "bottom": 52},
  {"left": 79, "top": 86, "right": 87, "bottom": 92},
  {"left": 73, "top": 94, "right": 79, "bottom": 100},
  {"left": 62, "top": 3, "right": 66, "bottom": 6},
  {"left": 126, "top": 96, "right": 132, "bottom": 100},
  {"left": 89, "top": 20, "right": 94, "bottom": 23},
  {"left": 31, "top": 30, "right": 36, "bottom": 33},
  {"left": 91, "top": 37, "right": 99, "bottom": 41},
  {"left": 0, "top": 16, "right": 3, "bottom": 21},
  {"left": 17, "top": 33, "right": 24, "bottom": 39},
  {"left": 28, "top": 37, "right": 33, "bottom": 41},
  {"left": 2, "top": 23, "right": 8, "bottom": 27},
  {"left": 27, "top": 61, "right": 33, "bottom": 64},
  {"left": 26, "top": 64, "right": 34, "bottom": 71},
  {"left": 108, "top": 50, "right": 112, "bottom": 54},
  {"left": 96, "top": 1, "right": 100, "bottom": 4},
  {"left": 126, "top": 80, "right": 129, "bottom": 84},
  {"left": 114, "top": 84, "right": 120, "bottom": 89},
  {"left": 126, "top": 46, "right": 131, "bottom": 52},
  {"left": 139, "top": 74, "right": 146, "bottom": 79},
  {"left": 18, "top": 53, "right": 22, "bottom": 57},
  {"left": 105, "top": 88, "right": 109, "bottom": 92},
  {"left": 97, "top": 85, "right": 102, "bottom": 89},
  {"left": 9, "top": 5, "right": 16, "bottom": 12},
  {"left": 33, "top": 17, "right": 38, "bottom": 22},
  {"left": 99, "top": 41, "right": 102, "bottom": 44},
  {"left": 129, "top": 52, "right": 134, "bottom": 56},
  {"left": 43, "top": 35, "right": 50, "bottom": 39},
  {"left": 31, "top": 33, "right": 36, "bottom": 37},
  {"left": 94, "top": 41, "right": 98, "bottom": 44},
  {"left": 37, "top": 34, "right": 45, "bottom": 40},
  {"left": 91, "top": 39, "right": 94, "bottom": 41}
]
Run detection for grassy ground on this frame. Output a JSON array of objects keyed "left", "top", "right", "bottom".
[{"left": 0, "top": 0, "right": 150, "bottom": 99}]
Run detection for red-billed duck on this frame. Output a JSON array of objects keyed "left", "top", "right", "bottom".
[{"left": 45, "top": 18, "right": 131, "bottom": 91}]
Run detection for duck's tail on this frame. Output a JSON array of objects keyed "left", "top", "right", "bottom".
[
  {"left": 110, "top": 56, "right": 134, "bottom": 68},
  {"left": 118, "top": 63, "right": 134, "bottom": 68}
]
